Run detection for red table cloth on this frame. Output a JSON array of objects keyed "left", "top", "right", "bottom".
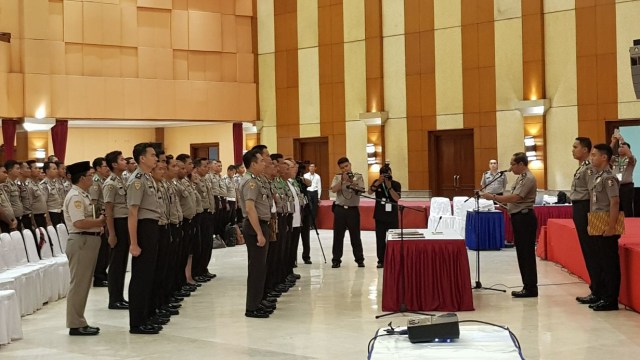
[
  {"left": 501, "top": 205, "right": 572, "bottom": 243},
  {"left": 381, "top": 238, "right": 474, "bottom": 312}
]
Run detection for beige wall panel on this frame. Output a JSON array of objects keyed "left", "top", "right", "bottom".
[
  {"left": 102, "top": 4, "right": 122, "bottom": 46},
  {"left": 49, "top": 41, "right": 66, "bottom": 75},
  {"left": 236, "top": 0, "right": 253, "bottom": 16},
  {"left": 435, "top": 27, "right": 463, "bottom": 115},
  {"left": 83, "top": 44, "right": 102, "bottom": 77},
  {"left": 192, "top": 83, "right": 256, "bottom": 121},
  {"left": 384, "top": 117, "right": 408, "bottom": 189},
  {"left": 173, "top": 50, "right": 189, "bottom": 80},
  {"left": 496, "top": 110, "right": 524, "bottom": 187},
  {"left": 298, "top": 47, "right": 320, "bottom": 125},
  {"left": 65, "top": 128, "right": 156, "bottom": 164},
  {"left": 9, "top": 39, "right": 21, "bottom": 73},
  {"left": 63, "top": 0, "right": 83, "bottom": 43},
  {"left": 298, "top": 0, "right": 318, "bottom": 48},
  {"left": 345, "top": 120, "right": 368, "bottom": 185},
  {"left": 171, "top": 10, "right": 189, "bottom": 50},
  {"left": 343, "top": 0, "right": 365, "bottom": 42},
  {"left": 0, "top": 74, "right": 9, "bottom": 118},
  {"left": 237, "top": 53, "right": 254, "bottom": 83},
  {"left": 222, "top": 15, "right": 238, "bottom": 53},
  {"left": 546, "top": 106, "right": 578, "bottom": 190},
  {"left": 23, "top": 39, "right": 50, "bottom": 75},
  {"left": 84, "top": 76, "right": 106, "bottom": 118},
  {"left": 153, "top": 80, "right": 176, "bottom": 118},
  {"left": 123, "top": 78, "right": 142, "bottom": 119},
  {"left": 121, "top": 1, "right": 139, "bottom": 47},
  {"left": 616, "top": 1, "right": 640, "bottom": 106},
  {"left": 164, "top": 123, "right": 235, "bottom": 166},
  {"left": 436, "top": 114, "right": 464, "bottom": 130},
  {"left": 102, "top": 46, "right": 122, "bottom": 77},
  {"left": 344, "top": 41, "right": 367, "bottom": 121},
  {"left": 156, "top": 9, "right": 172, "bottom": 48},
  {"left": 49, "top": 0, "right": 64, "bottom": 42},
  {"left": 0, "top": 43, "right": 9, "bottom": 73},
  {"left": 188, "top": 51, "right": 206, "bottom": 80},
  {"left": 261, "top": 125, "right": 278, "bottom": 152},
  {"left": 137, "top": 0, "right": 172, "bottom": 9},
  {"left": 50, "top": 75, "right": 68, "bottom": 117},
  {"left": 299, "top": 123, "right": 321, "bottom": 138},
  {"left": 495, "top": 18, "right": 523, "bottom": 111},
  {"left": 184, "top": 81, "right": 205, "bottom": 119},
  {"left": 383, "top": 35, "right": 407, "bottom": 119},
  {"left": 543, "top": 0, "right": 575, "bottom": 13},
  {"left": 23, "top": 74, "right": 51, "bottom": 118},
  {"left": 545, "top": 10, "right": 577, "bottom": 107},
  {"left": 382, "top": 0, "right": 404, "bottom": 37},
  {"left": 103, "top": 77, "right": 125, "bottom": 118},
  {"left": 188, "top": 0, "right": 220, "bottom": 13},
  {"left": 23, "top": 0, "right": 49, "bottom": 40},
  {"left": 259, "top": 53, "right": 276, "bottom": 126},
  {"left": 173, "top": 0, "right": 187, "bottom": 9},
  {"left": 156, "top": 48, "right": 174, "bottom": 80},
  {"left": 205, "top": 53, "right": 222, "bottom": 82},
  {"left": 236, "top": 17, "right": 253, "bottom": 53},
  {"left": 7, "top": 73, "right": 24, "bottom": 117},
  {"left": 65, "top": 43, "right": 83, "bottom": 76},
  {"left": 137, "top": 8, "right": 154, "bottom": 47},
  {"left": 435, "top": 0, "right": 461, "bottom": 29},
  {"left": 121, "top": 47, "right": 139, "bottom": 78},
  {"left": 257, "top": 0, "right": 275, "bottom": 54},
  {"left": 83, "top": 1, "right": 104, "bottom": 44},
  {"left": 222, "top": 53, "right": 238, "bottom": 82},
  {"left": 189, "top": 11, "right": 222, "bottom": 51},
  {"left": 66, "top": 75, "right": 86, "bottom": 117},
  {"left": 619, "top": 102, "right": 640, "bottom": 119},
  {"left": 0, "top": 0, "right": 20, "bottom": 38},
  {"left": 174, "top": 80, "right": 194, "bottom": 119},
  {"left": 494, "top": 0, "right": 521, "bottom": 21}
]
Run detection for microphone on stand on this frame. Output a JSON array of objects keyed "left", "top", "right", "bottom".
[
  {"left": 432, "top": 215, "right": 443, "bottom": 235},
  {"left": 498, "top": 169, "right": 511, "bottom": 174},
  {"left": 346, "top": 184, "right": 366, "bottom": 194}
]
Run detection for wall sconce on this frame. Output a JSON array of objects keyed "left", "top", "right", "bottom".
[
  {"left": 35, "top": 148, "right": 46, "bottom": 167},
  {"left": 524, "top": 136, "right": 537, "bottom": 161},
  {"left": 515, "top": 99, "right": 550, "bottom": 117},
  {"left": 21, "top": 117, "right": 55, "bottom": 132},
  {"left": 366, "top": 143, "right": 377, "bottom": 164}
]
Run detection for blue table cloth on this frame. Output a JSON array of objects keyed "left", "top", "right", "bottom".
[{"left": 465, "top": 211, "right": 505, "bottom": 250}]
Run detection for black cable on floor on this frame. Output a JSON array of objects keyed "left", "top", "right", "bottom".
[{"left": 486, "top": 281, "right": 582, "bottom": 290}]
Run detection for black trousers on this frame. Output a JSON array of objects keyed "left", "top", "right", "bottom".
[
  {"left": 332, "top": 206, "right": 364, "bottom": 264},
  {"left": 108, "top": 218, "right": 130, "bottom": 304},
  {"left": 511, "top": 211, "right": 538, "bottom": 292},
  {"left": 20, "top": 214, "right": 33, "bottom": 233},
  {"left": 166, "top": 223, "right": 181, "bottom": 297},
  {"left": 572, "top": 200, "right": 599, "bottom": 296},
  {"left": 591, "top": 234, "right": 621, "bottom": 303},
  {"left": 178, "top": 219, "right": 193, "bottom": 287},
  {"left": 244, "top": 219, "right": 270, "bottom": 311},
  {"left": 153, "top": 224, "right": 170, "bottom": 310},
  {"left": 300, "top": 205, "right": 311, "bottom": 261},
  {"left": 195, "top": 211, "right": 214, "bottom": 276},
  {"left": 49, "top": 211, "right": 64, "bottom": 227},
  {"left": 265, "top": 213, "right": 286, "bottom": 292},
  {"left": 375, "top": 218, "right": 398, "bottom": 265},
  {"left": 129, "top": 219, "right": 159, "bottom": 328},
  {"left": 289, "top": 226, "right": 301, "bottom": 273},
  {"left": 307, "top": 190, "right": 319, "bottom": 228},
  {"left": 33, "top": 213, "right": 47, "bottom": 228},
  {"left": 93, "top": 232, "right": 110, "bottom": 283},
  {"left": 228, "top": 200, "right": 237, "bottom": 225},
  {"left": 280, "top": 214, "right": 293, "bottom": 279},
  {"left": 619, "top": 183, "right": 634, "bottom": 217}
]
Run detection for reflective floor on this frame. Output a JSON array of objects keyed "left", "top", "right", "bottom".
[{"left": 2, "top": 230, "right": 640, "bottom": 359}]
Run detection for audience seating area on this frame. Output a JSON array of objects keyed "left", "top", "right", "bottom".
[{"left": 0, "top": 224, "right": 70, "bottom": 345}]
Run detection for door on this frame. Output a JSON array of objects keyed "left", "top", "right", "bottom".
[
  {"left": 294, "top": 137, "right": 329, "bottom": 199},
  {"left": 190, "top": 143, "right": 220, "bottom": 161},
  {"left": 429, "top": 129, "right": 475, "bottom": 198}
]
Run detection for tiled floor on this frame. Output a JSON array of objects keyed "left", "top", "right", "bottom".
[{"left": 2, "top": 230, "right": 640, "bottom": 359}]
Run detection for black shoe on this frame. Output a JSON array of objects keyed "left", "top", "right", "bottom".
[
  {"left": 357, "top": 262, "right": 365, "bottom": 268},
  {"left": 130, "top": 325, "right": 160, "bottom": 335},
  {"left": 265, "top": 297, "right": 278, "bottom": 303},
  {"left": 182, "top": 285, "right": 197, "bottom": 292},
  {"left": 204, "top": 272, "right": 217, "bottom": 279},
  {"left": 174, "top": 291, "right": 191, "bottom": 298},
  {"left": 304, "top": 260, "right": 312, "bottom": 265},
  {"left": 576, "top": 294, "right": 600, "bottom": 305},
  {"left": 376, "top": 263, "right": 383, "bottom": 268},
  {"left": 591, "top": 300, "right": 619, "bottom": 311},
  {"left": 167, "top": 303, "right": 182, "bottom": 309},
  {"left": 261, "top": 300, "right": 276, "bottom": 310},
  {"left": 275, "top": 284, "right": 289, "bottom": 293},
  {"left": 156, "top": 309, "right": 172, "bottom": 319},
  {"left": 187, "top": 282, "right": 202, "bottom": 288},
  {"left": 245, "top": 309, "right": 270, "bottom": 318},
  {"left": 161, "top": 306, "right": 179, "bottom": 316},
  {"left": 257, "top": 305, "right": 274, "bottom": 314},
  {"left": 121, "top": 300, "right": 129, "bottom": 305},
  {"left": 268, "top": 291, "right": 282, "bottom": 298},
  {"left": 148, "top": 316, "right": 170, "bottom": 325},
  {"left": 69, "top": 326, "right": 100, "bottom": 336},
  {"left": 332, "top": 263, "right": 340, "bottom": 268},
  {"left": 170, "top": 296, "right": 184, "bottom": 303},
  {"left": 194, "top": 276, "right": 210, "bottom": 283},
  {"left": 511, "top": 289, "right": 538, "bottom": 298},
  {"left": 144, "top": 323, "right": 163, "bottom": 331},
  {"left": 292, "top": 273, "right": 301, "bottom": 280},
  {"left": 108, "top": 301, "right": 129, "bottom": 310},
  {"left": 93, "top": 280, "right": 108, "bottom": 287}
]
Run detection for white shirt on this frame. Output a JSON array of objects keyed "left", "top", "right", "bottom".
[
  {"left": 287, "top": 180, "right": 301, "bottom": 227},
  {"left": 304, "top": 172, "right": 321, "bottom": 192}
]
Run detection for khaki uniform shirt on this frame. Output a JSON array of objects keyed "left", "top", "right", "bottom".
[
  {"left": 41, "top": 178, "right": 63, "bottom": 212},
  {"left": 239, "top": 172, "right": 272, "bottom": 220},
  {"left": 165, "top": 179, "right": 183, "bottom": 224},
  {"left": 192, "top": 173, "right": 212, "bottom": 210},
  {"left": 28, "top": 179, "right": 48, "bottom": 214},
  {"left": 0, "top": 187, "right": 15, "bottom": 224},
  {"left": 126, "top": 168, "right": 161, "bottom": 221},
  {"left": 331, "top": 173, "right": 364, "bottom": 207},
  {"left": 103, "top": 174, "right": 128, "bottom": 218},
  {"left": 63, "top": 185, "right": 102, "bottom": 233},
  {"left": 222, "top": 175, "right": 236, "bottom": 200},
  {"left": 203, "top": 173, "right": 217, "bottom": 210},
  {"left": 570, "top": 160, "right": 592, "bottom": 201},
  {"left": 4, "top": 179, "right": 24, "bottom": 218},
  {"left": 89, "top": 175, "right": 106, "bottom": 214},
  {"left": 507, "top": 169, "right": 537, "bottom": 214},
  {"left": 176, "top": 178, "right": 197, "bottom": 220},
  {"left": 589, "top": 169, "right": 620, "bottom": 212},
  {"left": 612, "top": 155, "right": 636, "bottom": 184},
  {"left": 18, "top": 179, "right": 32, "bottom": 215},
  {"left": 480, "top": 171, "right": 507, "bottom": 194},
  {"left": 61, "top": 178, "right": 72, "bottom": 197},
  {"left": 156, "top": 180, "right": 169, "bottom": 226}
]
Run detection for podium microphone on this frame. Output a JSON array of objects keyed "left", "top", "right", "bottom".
[
  {"left": 498, "top": 169, "right": 511, "bottom": 174},
  {"left": 432, "top": 215, "right": 443, "bottom": 235}
]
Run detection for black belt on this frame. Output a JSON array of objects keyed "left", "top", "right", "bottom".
[
  {"left": 337, "top": 205, "right": 358, "bottom": 209},
  {"left": 511, "top": 209, "right": 533, "bottom": 216},
  {"left": 620, "top": 182, "right": 634, "bottom": 187},
  {"left": 71, "top": 231, "right": 101, "bottom": 236}
]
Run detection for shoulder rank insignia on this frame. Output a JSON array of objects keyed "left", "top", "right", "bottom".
[
  {"left": 134, "top": 181, "right": 142, "bottom": 190},
  {"left": 74, "top": 200, "right": 82, "bottom": 209},
  {"left": 135, "top": 173, "right": 143, "bottom": 179},
  {"left": 249, "top": 181, "right": 256, "bottom": 189}
]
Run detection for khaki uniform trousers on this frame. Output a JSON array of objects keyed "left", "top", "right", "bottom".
[{"left": 66, "top": 234, "right": 101, "bottom": 328}]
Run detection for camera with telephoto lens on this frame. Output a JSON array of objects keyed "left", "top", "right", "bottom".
[
  {"left": 380, "top": 165, "right": 392, "bottom": 181},
  {"left": 346, "top": 171, "right": 355, "bottom": 180}
]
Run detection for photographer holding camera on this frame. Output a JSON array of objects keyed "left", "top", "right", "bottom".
[{"left": 368, "top": 164, "right": 401, "bottom": 268}]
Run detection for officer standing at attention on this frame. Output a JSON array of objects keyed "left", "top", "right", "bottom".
[
  {"left": 63, "top": 161, "right": 106, "bottom": 336},
  {"left": 26, "top": 160, "right": 51, "bottom": 229},
  {"left": 192, "top": 158, "right": 216, "bottom": 282},
  {"left": 56, "top": 162, "right": 72, "bottom": 197},
  {"left": 103, "top": 151, "right": 130, "bottom": 310},
  {"left": 0, "top": 165, "right": 18, "bottom": 233},
  {"left": 330, "top": 157, "right": 365, "bottom": 268},
  {"left": 174, "top": 158, "right": 197, "bottom": 293},
  {"left": 239, "top": 148, "right": 272, "bottom": 318},
  {"left": 3, "top": 160, "right": 25, "bottom": 231},
  {"left": 571, "top": 138, "right": 600, "bottom": 305},
  {"left": 127, "top": 143, "right": 162, "bottom": 335},
  {"left": 90, "top": 157, "right": 111, "bottom": 288},
  {"left": 480, "top": 159, "right": 507, "bottom": 195},
  {"left": 482, "top": 152, "right": 538, "bottom": 298},
  {"left": 18, "top": 162, "right": 34, "bottom": 233},
  {"left": 41, "top": 161, "right": 64, "bottom": 226}
]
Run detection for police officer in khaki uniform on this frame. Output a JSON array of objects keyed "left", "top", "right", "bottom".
[
  {"left": 192, "top": 158, "right": 216, "bottom": 282},
  {"left": 239, "top": 148, "right": 272, "bottom": 318},
  {"left": 330, "top": 157, "right": 365, "bottom": 268},
  {"left": 63, "top": 161, "right": 106, "bottom": 336},
  {"left": 41, "top": 161, "right": 64, "bottom": 226},
  {"left": 127, "top": 143, "right": 162, "bottom": 335},
  {"left": 176, "top": 154, "right": 202, "bottom": 289},
  {"left": 57, "top": 162, "right": 72, "bottom": 197},
  {"left": 480, "top": 159, "right": 507, "bottom": 195},
  {"left": 482, "top": 152, "right": 538, "bottom": 298},
  {"left": 18, "top": 162, "right": 34, "bottom": 233},
  {"left": 0, "top": 165, "right": 17, "bottom": 233},
  {"left": 571, "top": 138, "right": 600, "bottom": 305},
  {"left": 174, "top": 158, "right": 197, "bottom": 294},
  {"left": 3, "top": 160, "right": 24, "bottom": 231},
  {"left": 90, "top": 157, "right": 111, "bottom": 288},
  {"left": 103, "top": 151, "right": 130, "bottom": 310},
  {"left": 164, "top": 157, "right": 189, "bottom": 304},
  {"left": 610, "top": 132, "right": 635, "bottom": 217},
  {"left": 587, "top": 144, "right": 622, "bottom": 311},
  {"left": 26, "top": 160, "right": 51, "bottom": 229}
]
